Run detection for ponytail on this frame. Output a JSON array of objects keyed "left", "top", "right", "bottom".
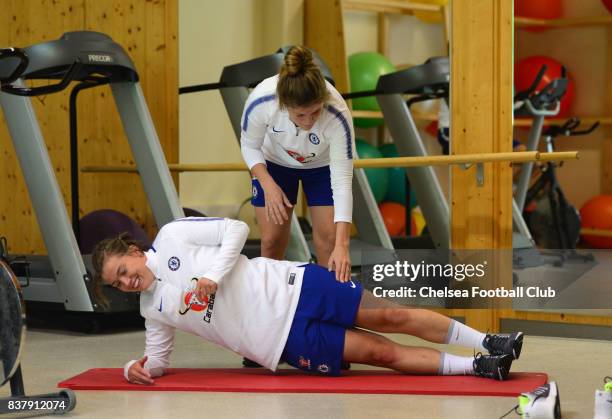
[{"left": 277, "top": 46, "right": 329, "bottom": 109}]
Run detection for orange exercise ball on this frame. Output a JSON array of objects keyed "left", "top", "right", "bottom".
[
  {"left": 580, "top": 195, "right": 612, "bottom": 248},
  {"left": 379, "top": 202, "right": 406, "bottom": 236}
]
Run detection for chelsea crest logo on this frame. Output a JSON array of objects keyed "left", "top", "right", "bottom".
[
  {"left": 168, "top": 256, "right": 180, "bottom": 271},
  {"left": 308, "top": 133, "right": 320, "bottom": 145}
]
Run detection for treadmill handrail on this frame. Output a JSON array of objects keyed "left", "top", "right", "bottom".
[
  {"left": 340, "top": 57, "right": 450, "bottom": 101},
  {"left": 179, "top": 81, "right": 226, "bottom": 95},
  {"left": 1, "top": 59, "right": 82, "bottom": 97},
  {"left": 0, "top": 48, "right": 29, "bottom": 85},
  {"left": 179, "top": 47, "right": 335, "bottom": 95}
]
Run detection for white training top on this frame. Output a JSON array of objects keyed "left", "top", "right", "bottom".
[
  {"left": 240, "top": 75, "right": 355, "bottom": 223},
  {"left": 123, "top": 217, "right": 305, "bottom": 380}
]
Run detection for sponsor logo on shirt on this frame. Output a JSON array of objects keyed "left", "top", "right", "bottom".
[
  {"left": 317, "top": 364, "right": 330, "bottom": 374},
  {"left": 168, "top": 256, "right": 180, "bottom": 271},
  {"left": 157, "top": 298, "right": 163, "bottom": 312},
  {"left": 285, "top": 149, "right": 316, "bottom": 164},
  {"left": 272, "top": 126, "right": 284, "bottom": 133},
  {"left": 349, "top": 280, "right": 357, "bottom": 289},
  {"left": 179, "top": 290, "right": 209, "bottom": 314},
  {"left": 179, "top": 279, "right": 216, "bottom": 323},
  {"left": 308, "top": 133, "right": 320, "bottom": 145},
  {"left": 298, "top": 356, "right": 311, "bottom": 370},
  {"left": 288, "top": 273, "right": 295, "bottom": 285}
]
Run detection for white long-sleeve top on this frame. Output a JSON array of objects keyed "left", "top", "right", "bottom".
[
  {"left": 123, "top": 217, "right": 305, "bottom": 380},
  {"left": 240, "top": 75, "right": 355, "bottom": 223}
]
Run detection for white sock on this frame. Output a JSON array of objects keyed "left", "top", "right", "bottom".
[
  {"left": 445, "top": 320, "right": 487, "bottom": 351},
  {"left": 438, "top": 352, "right": 475, "bottom": 376}
]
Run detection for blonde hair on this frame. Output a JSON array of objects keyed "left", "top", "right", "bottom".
[{"left": 277, "top": 46, "right": 329, "bottom": 109}]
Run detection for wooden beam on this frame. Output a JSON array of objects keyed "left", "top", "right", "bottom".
[
  {"left": 81, "top": 151, "right": 578, "bottom": 173},
  {"left": 498, "top": 310, "right": 612, "bottom": 327},
  {"left": 515, "top": 15, "right": 612, "bottom": 28},
  {"left": 580, "top": 228, "right": 612, "bottom": 238},
  {"left": 344, "top": 0, "right": 442, "bottom": 15},
  {"left": 377, "top": 13, "right": 389, "bottom": 57},
  {"left": 304, "top": 0, "right": 349, "bottom": 93},
  {"left": 514, "top": 116, "right": 612, "bottom": 128},
  {"left": 450, "top": 0, "right": 513, "bottom": 331}
]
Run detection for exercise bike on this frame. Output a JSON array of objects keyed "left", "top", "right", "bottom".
[{"left": 524, "top": 118, "right": 599, "bottom": 254}]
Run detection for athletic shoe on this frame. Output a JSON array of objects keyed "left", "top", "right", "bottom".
[
  {"left": 473, "top": 352, "right": 513, "bottom": 381},
  {"left": 483, "top": 332, "right": 524, "bottom": 359},
  {"left": 594, "top": 376, "right": 612, "bottom": 419},
  {"left": 517, "top": 381, "right": 561, "bottom": 419}
]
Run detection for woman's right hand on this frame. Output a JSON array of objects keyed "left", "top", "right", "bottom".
[
  {"left": 127, "top": 356, "right": 154, "bottom": 385},
  {"left": 261, "top": 179, "right": 293, "bottom": 225}
]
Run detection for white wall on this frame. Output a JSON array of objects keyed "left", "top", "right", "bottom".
[
  {"left": 179, "top": 0, "right": 263, "bottom": 219},
  {"left": 178, "top": 0, "right": 303, "bottom": 235}
]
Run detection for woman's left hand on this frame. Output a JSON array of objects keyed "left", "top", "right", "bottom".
[
  {"left": 196, "top": 277, "right": 218, "bottom": 302},
  {"left": 328, "top": 245, "right": 351, "bottom": 283}
]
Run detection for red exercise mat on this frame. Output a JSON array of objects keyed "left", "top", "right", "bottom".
[{"left": 58, "top": 368, "right": 548, "bottom": 397}]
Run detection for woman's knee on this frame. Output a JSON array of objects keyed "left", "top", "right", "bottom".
[
  {"left": 367, "top": 341, "right": 398, "bottom": 366},
  {"left": 260, "top": 234, "right": 288, "bottom": 256},
  {"left": 381, "top": 308, "right": 414, "bottom": 328},
  {"left": 313, "top": 228, "right": 335, "bottom": 250}
]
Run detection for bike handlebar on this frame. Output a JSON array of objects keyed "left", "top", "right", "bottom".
[{"left": 543, "top": 117, "right": 600, "bottom": 138}]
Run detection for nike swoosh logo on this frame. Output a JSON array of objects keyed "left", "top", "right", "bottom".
[
  {"left": 349, "top": 281, "right": 356, "bottom": 289},
  {"left": 158, "top": 298, "right": 163, "bottom": 312},
  {"left": 272, "top": 126, "right": 284, "bottom": 133}
]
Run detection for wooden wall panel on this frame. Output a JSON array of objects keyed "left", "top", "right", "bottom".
[
  {"left": 0, "top": 0, "right": 178, "bottom": 254},
  {"left": 304, "top": 0, "right": 350, "bottom": 93}
]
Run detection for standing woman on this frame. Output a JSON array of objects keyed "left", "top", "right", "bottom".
[{"left": 240, "top": 46, "right": 355, "bottom": 282}]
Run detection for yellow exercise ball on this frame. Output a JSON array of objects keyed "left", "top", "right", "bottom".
[{"left": 413, "top": 0, "right": 447, "bottom": 24}]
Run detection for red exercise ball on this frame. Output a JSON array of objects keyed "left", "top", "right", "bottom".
[
  {"left": 515, "top": 0, "right": 561, "bottom": 32},
  {"left": 514, "top": 56, "right": 575, "bottom": 118},
  {"left": 580, "top": 195, "right": 612, "bottom": 248},
  {"left": 602, "top": 0, "right": 612, "bottom": 13},
  {"left": 515, "top": 0, "right": 562, "bottom": 20},
  {"left": 379, "top": 202, "right": 406, "bottom": 236}
]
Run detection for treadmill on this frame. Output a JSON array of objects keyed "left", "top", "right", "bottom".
[{"left": 0, "top": 32, "right": 184, "bottom": 314}]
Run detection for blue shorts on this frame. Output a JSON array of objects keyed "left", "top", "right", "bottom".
[
  {"left": 281, "top": 264, "right": 363, "bottom": 376},
  {"left": 251, "top": 160, "right": 334, "bottom": 207}
]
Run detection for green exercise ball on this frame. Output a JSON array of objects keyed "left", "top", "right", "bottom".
[
  {"left": 379, "top": 143, "right": 406, "bottom": 205},
  {"left": 356, "top": 139, "right": 389, "bottom": 203},
  {"left": 349, "top": 52, "right": 396, "bottom": 128}
]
